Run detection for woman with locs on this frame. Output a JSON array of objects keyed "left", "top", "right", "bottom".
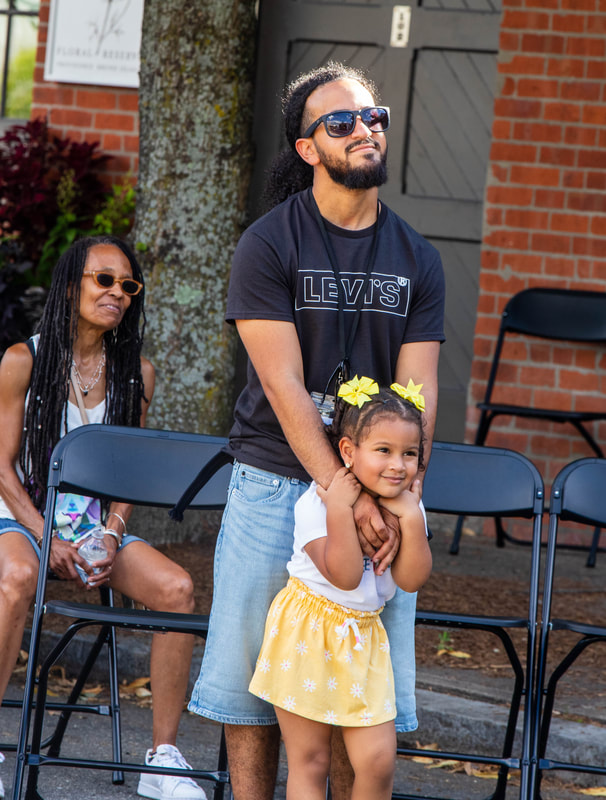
[{"left": 0, "top": 235, "right": 207, "bottom": 800}]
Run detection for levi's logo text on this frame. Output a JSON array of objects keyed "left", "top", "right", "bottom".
[{"left": 296, "top": 270, "right": 410, "bottom": 317}]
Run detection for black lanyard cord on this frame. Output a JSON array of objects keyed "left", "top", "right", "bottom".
[{"left": 310, "top": 195, "right": 380, "bottom": 380}]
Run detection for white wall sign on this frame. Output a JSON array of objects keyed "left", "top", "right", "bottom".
[{"left": 44, "top": 0, "right": 144, "bottom": 88}]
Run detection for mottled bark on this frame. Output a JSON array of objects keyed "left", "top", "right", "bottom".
[{"left": 131, "top": 0, "right": 256, "bottom": 435}]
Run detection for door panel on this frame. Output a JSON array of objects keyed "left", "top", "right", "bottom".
[{"left": 250, "top": 0, "right": 501, "bottom": 441}]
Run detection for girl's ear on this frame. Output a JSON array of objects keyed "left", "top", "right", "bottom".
[{"left": 339, "top": 436, "right": 355, "bottom": 466}]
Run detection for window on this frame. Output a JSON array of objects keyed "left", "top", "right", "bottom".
[{"left": 0, "top": 0, "right": 40, "bottom": 121}]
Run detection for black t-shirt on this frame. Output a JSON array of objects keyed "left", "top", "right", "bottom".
[{"left": 225, "top": 188, "right": 445, "bottom": 479}]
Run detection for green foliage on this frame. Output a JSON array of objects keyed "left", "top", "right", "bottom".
[
  {"left": 36, "top": 170, "right": 81, "bottom": 285},
  {"left": 36, "top": 177, "right": 137, "bottom": 283},
  {"left": 90, "top": 182, "right": 136, "bottom": 236},
  {"left": 0, "top": 118, "right": 109, "bottom": 286},
  {"left": 6, "top": 46, "right": 36, "bottom": 119},
  {"left": 437, "top": 630, "right": 453, "bottom": 652}
]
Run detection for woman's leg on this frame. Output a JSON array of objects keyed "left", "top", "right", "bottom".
[
  {"left": 341, "top": 721, "right": 396, "bottom": 800},
  {"left": 0, "top": 534, "right": 39, "bottom": 705},
  {"left": 110, "top": 541, "right": 195, "bottom": 749},
  {"left": 275, "top": 707, "right": 332, "bottom": 800}
]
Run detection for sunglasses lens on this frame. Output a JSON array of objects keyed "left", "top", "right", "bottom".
[
  {"left": 362, "top": 107, "right": 389, "bottom": 131},
  {"left": 325, "top": 112, "right": 355, "bottom": 137},
  {"left": 121, "top": 280, "right": 141, "bottom": 296},
  {"left": 95, "top": 272, "right": 115, "bottom": 288}
]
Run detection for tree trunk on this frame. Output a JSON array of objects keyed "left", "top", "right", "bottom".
[{"left": 131, "top": 0, "right": 257, "bottom": 435}]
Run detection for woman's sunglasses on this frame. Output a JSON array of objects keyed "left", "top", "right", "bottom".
[
  {"left": 83, "top": 270, "right": 143, "bottom": 296},
  {"left": 302, "top": 106, "right": 390, "bottom": 139}
]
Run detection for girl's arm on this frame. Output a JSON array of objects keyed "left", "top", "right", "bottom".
[
  {"left": 380, "top": 480, "right": 432, "bottom": 592},
  {"left": 304, "top": 467, "right": 364, "bottom": 590}
]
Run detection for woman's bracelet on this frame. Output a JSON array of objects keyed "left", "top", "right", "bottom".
[
  {"left": 104, "top": 528, "right": 123, "bottom": 547},
  {"left": 106, "top": 511, "right": 127, "bottom": 535}
]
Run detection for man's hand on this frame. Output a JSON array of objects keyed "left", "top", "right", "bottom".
[{"left": 352, "top": 490, "right": 401, "bottom": 574}]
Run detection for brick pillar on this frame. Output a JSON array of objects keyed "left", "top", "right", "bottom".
[
  {"left": 30, "top": 0, "right": 139, "bottom": 183},
  {"left": 468, "top": 0, "right": 606, "bottom": 485}
]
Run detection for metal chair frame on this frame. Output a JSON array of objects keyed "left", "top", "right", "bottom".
[
  {"left": 451, "top": 287, "right": 606, "bottom": 566},
  {"left": 12, "top": 425, "right": 233, "bottom": 800},
  {"left": 394, "top": 441, "right": 544, "bottom": 800},
  {"left": 1, "top": 585, "right": 121, "bottom": 775},
  {"left": 531, "top": 458, "right": 606, "bottom": 798}
]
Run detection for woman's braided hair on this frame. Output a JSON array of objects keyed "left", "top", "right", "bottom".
[
  {"left": 326, "top": 385, "right": 426, "bottom": 472},
  {"left": 261, "top": 61, "right": 379, "bottom": 212},
  {"left": 21, "top": 235, "right": 147, "bottom": 510}
]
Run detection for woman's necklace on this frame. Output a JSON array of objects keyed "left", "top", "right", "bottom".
[{"left": 72, "top": 342, "right": 106, "bottom": 396}]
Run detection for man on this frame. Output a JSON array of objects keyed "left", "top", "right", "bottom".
[{"left": 189, "top": 62, "right": 445, "bottom": 798}]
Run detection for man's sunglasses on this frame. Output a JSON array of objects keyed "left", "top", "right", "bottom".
[
  {"left": 302, "top": 106, "right": 390, "bottom": 139},
  {"left": 83, "top": 271, "right": 143, "bottom": 296}
]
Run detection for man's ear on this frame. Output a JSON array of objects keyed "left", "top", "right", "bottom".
[
  {"left": 339, "top": 436, "right": 355, "bottom": 466},
  {"left": 295, "top": 137, "right": 320, "bottom": 167}
]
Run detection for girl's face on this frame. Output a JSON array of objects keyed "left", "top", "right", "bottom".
[
  {"left": 340, "top": 414, "right": 421, "bottom": 498},
  {"left": 77, "top": 244, "right": 133, "bottom": 331}
]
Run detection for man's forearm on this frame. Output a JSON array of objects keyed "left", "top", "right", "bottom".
[{"left": 265, "top": 379, "right": 342, "bottom": 488}]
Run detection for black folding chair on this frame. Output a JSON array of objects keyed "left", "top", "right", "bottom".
[
  {"left": 12, "top": 425, "right": 233, "bottom": 800},
  {"left": 451, "top": 287, "right": 606, "bottom": 564},
  {"left": 1, "top": 585, "right": 121, "bottom": 767},
  {"left": 395, "top": 441, "right": 544, "bottom": 800},
  {"left": 531, "top": 458, "right": 606, "bottom": 798}
]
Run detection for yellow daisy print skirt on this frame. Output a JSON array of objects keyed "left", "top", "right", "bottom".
[{"left": 249, "top": 576, "right": 396, "bottom": 727}]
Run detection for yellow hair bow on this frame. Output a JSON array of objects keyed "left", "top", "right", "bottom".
[
  {"left": 338, "top": 375, "right": 379, "bottom": 408},
  {"left": 390, "top": 379, "right": 425, "bottom": 413}
]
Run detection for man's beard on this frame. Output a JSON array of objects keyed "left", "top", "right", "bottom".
[{"left": 318, "top": 141, "right": 388, "bottom": 190}]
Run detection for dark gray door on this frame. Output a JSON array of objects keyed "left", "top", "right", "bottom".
[{"left": 250, "top": 0, "right": 501, "bottom": 442}]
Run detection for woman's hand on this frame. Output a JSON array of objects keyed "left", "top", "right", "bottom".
[{"left": 47, "top": 536, "right": 116, "bottom": 588}]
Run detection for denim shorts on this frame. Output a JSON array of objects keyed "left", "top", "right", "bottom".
[
  {"left": 188, "top": 462, "right": 420, "bottom": 733},
  {"left": 0, "top": 517, "right": 144, "bottom": 556}
]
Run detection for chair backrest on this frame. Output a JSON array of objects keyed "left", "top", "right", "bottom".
[
  {"left": 423, "top": 440, "right": 544, "bottom": 518},
  {"left": 501, "top": 287, "right": 606, "bottom": 342},
  {"left": 46, "top": 425, "right": 232, "bottom": 510},
  {"left": 549, "top": 457, "right": 606, "bottom": 528}
]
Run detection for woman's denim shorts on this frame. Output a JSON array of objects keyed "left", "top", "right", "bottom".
[{"left": 0, "top": 517, "right": 144, "bottom": 556}]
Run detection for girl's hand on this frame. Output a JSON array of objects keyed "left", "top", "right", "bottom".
[
  {"left": 379, "top": 478, "right": 422, "bottom": 519},
  {"left": 316, "top": 466, "right": 361, "bottom": 509}
]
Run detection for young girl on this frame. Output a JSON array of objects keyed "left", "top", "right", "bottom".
[{"left": 249, "top": 376, "right": 433, "bottom": 800}]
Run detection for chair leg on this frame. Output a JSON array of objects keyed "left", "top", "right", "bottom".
[
  {"left": 495, "top": 517, "right": 507, "bottom": 548},
  {"left": 106, "top": 624, "right": 124, "bottom": 785},
  {"left": 449, "top": 515, "right": 465, "bottom": 554},
  {"left": 43, "top": 626, "right": 109, "bottom": 756},
  {"left": 586, "top": 526, "right": 601, "bottom": 568}
]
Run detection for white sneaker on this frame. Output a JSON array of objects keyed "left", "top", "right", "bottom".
[
  {"left": 137, "top": 744, "right": 207, "bottom": 800},
  {"left": 0, "top": 751, "right": 4, "bottom": 799}
]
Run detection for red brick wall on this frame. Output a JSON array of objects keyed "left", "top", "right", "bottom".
[
  {"left": 30, "top": 0, "right": 139, "bottom": 185},
  {"left": 468, "top": 0, "right": 606, "bottom": 486},
  {"left": 29, "top": 1, "right": 606, "bottom": 488}
]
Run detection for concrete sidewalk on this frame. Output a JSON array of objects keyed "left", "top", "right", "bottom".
[{"left": 3, "top": 525, "right": 606, "bottom": 799}]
